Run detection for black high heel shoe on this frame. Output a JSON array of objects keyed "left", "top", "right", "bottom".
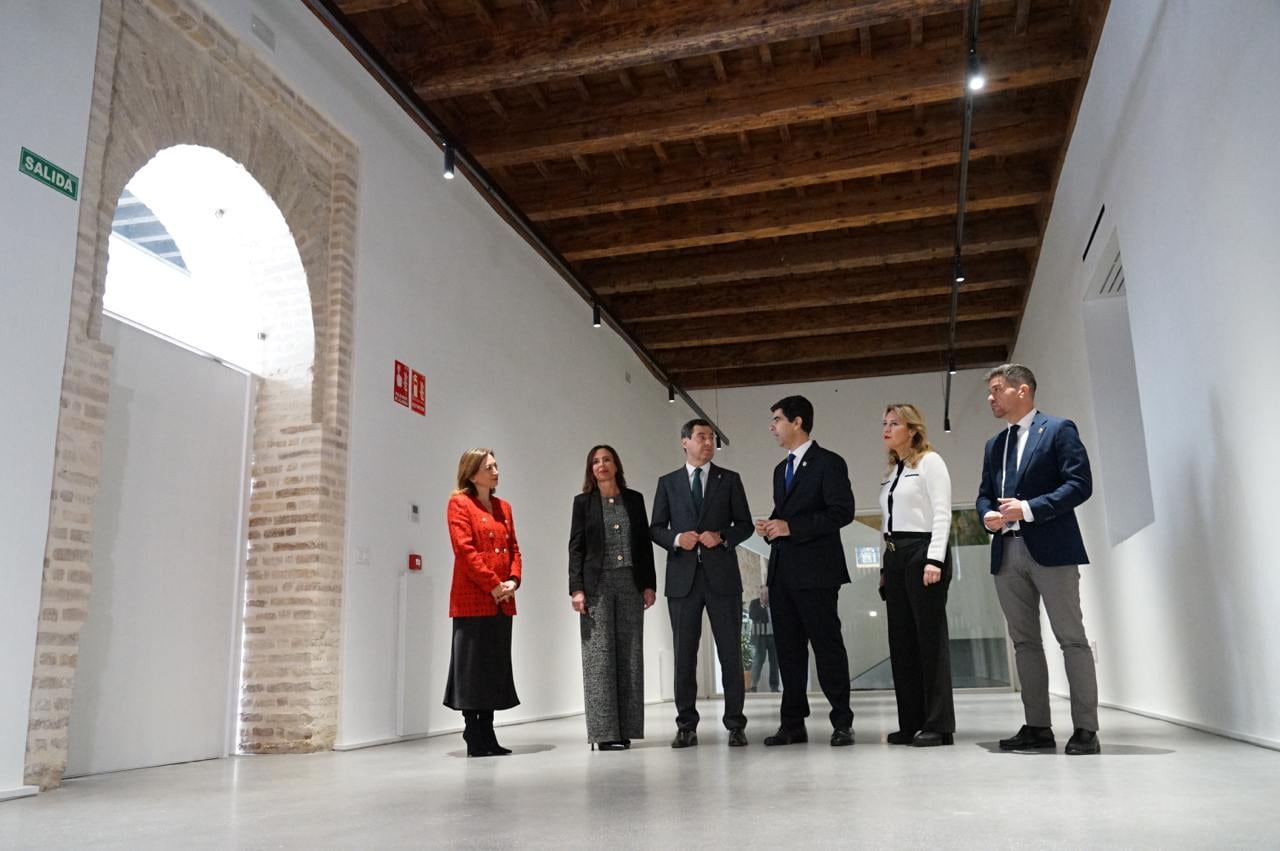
[{"left": 481, "top": 712, "right": 512, "bottom": 755}]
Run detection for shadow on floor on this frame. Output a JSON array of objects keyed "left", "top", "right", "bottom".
[
  {"left": 974, "top": 741, "right": 1174, "bottom": 755},
  {"left": 446, "top": 744, "right": 556, "bottom": 758}
]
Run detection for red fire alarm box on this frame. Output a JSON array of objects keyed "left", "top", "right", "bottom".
[{"left": 408, "top": 553, "right": 423, "bottom": 572}]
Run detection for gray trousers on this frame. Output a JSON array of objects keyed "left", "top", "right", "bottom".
[
  {"left": 580, "top": 569, "right": 645, "bottom": 742},
  {"left": 994, "top": 536, "right": 1099, "bottom": 732}
]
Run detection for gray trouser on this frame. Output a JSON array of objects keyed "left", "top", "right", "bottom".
[
  {"left": 994, "top": 536, "right": 1099, "bottom": 732},
  {"left": 580, "top": 569, "right": 645, "bottom": 742}
]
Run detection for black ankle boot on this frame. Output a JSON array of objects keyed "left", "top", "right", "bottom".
[
  {"left": 482, "top": 711, "right": 511, "bottom": 755},
  {"left": 462, "top": 711, "right": 493, "bottom": 757}
]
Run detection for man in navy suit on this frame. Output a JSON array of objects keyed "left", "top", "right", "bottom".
[
  {"left": 976, "top": 364, "right": 1100, "bottom": 755},
  {"left": 651, "top": 419, "right": 753, "bottom": 748},
  {"left": 755, "top": 396, "right": 856, "bottom": 747}
]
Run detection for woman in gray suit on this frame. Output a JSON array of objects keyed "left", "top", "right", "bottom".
[{"left": 568, "top": 445, "right": 657, "bottom": 750}]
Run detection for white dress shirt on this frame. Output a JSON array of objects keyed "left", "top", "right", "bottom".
[
  {"left": 1001, "top": 409, "right": 1038, "bottom": 528},
  {"left": 878, "top": 451, "right": 952, "bottom": 564}
]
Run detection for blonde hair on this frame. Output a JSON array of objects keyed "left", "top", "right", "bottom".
[
  {"left": 454, "top": 447, "right": 496, "bottom": 496},
  {"left": 884, "top": 404, "right": 934, "bottom": 468}
]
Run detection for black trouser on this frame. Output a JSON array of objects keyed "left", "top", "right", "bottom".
[
  {"left": 667, "top": 564, "right": 746, "bottom": 731},
  {"left": 883, "top": 534, "right": 955, "bottom": 734},
  {"left": 769, "top": 576, "right": 852, "bottom": 730}
]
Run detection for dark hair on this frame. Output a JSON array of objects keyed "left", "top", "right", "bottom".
[
  {"left": 985, "top": 363, "right": 1038, "bottom": 396},
  {"left": 771, "top": 395, "right": 814, "bottom": 434},
  {"left": 681, "top": 418, "right": 713, "bottom": 440},
  {"left": 581, "top": 444, "right": 627, "bottom": 493}
]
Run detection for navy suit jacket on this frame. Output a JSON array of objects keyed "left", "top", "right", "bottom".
[
  {"left": 976, "top": 412, "right": 1093, "bottom": 574},
  {"left": 649, "top": 463, "right": 753, "bottom": 598},
  {"left": 765, "top": 442, "right": 856, "bottom": 589}
]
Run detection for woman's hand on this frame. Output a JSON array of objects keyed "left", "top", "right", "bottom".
[
  {"left": 642, "top": 589, "right": 656, "bottom": 610},
  {"left": 492, "top": 580, "right": 517, "bottom": 602},
  {"left": 571, "top": 591, "right": 587, "bottom": 615},
  {"left": 923, "top": 566, "right": 942, "bottom": 586}
]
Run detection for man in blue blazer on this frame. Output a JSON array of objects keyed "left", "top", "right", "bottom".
[
  {"left": 976, "top": 364, "right": 1100, "bottom": 755},
  {"left": 755, "top": 396, "right": 856, "bottom": 747},
  {"left": 650, "top": 419, "right": 753, "bottom": 748}
]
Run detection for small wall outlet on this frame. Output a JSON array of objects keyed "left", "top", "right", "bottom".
[
  {"left": 356, "top": 546, "right": 370, "bottom": 566},
  {"left": 409, "top": 502, "right": 420, "bottom": 523}
]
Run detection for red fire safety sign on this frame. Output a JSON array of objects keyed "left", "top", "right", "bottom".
[
  {"left": 393, "top": 360, "right": 410, "bottom": 407},
  {"left": 411, "top": 370, "right": 426, "bottom": 415}
]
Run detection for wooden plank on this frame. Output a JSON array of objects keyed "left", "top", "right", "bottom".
[
  {"left": 553, "top": 167, "right": 1047, "bottom": 261},
  {"left": 640, "top": 289, "right": 1022, "bottom": 349},
  {"left": 410, "top": 0, "right": 969, "bottom": 99},
  {"left": 657, "top": 318, "right": 1014, "bottom": 372},
  {"left": 609, "top": 254, "right": 1028, "bottom": 323},
  {"left": 336, "top": 0, "right": 406, "bottom": 13},
  {"left": 670, "top": 346, "right": 1009, "bottom": 389},
  {"left": 586, "top": 211, "right": 1040, "bottom": 293},
  {"left": 461, "top": 25, "right": 1086, "bottom": 166}
]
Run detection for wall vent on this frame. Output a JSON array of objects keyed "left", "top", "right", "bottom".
[{"left": 1086, "top": 245, "right": 1125, "bottom": 301}]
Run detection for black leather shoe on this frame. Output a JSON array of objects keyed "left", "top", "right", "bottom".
[
  {"left": 887, "top": 730, "right": 916, "bottom": 745},
  {"left": 728, "top": 729, "right": 748, "bottom": 747},
  {"left": 598, "top": 740, "right": 630, "bottom": 751},
  {"left": 671, "top": 729, "right": 699, "bottom": 749},
  {"left": 999, "top": 725, "right": 1055, "bottom": 751},
  {"left": 830, "top": 727, "right": 855, "bottom": 747},
  {"left": 912, "top": 731, "right": 954, "bottom": 747},
  {"left": 763, "top": 727, "right": 808, "bottom": 746},
  {"left": 1065, "top": 728, "right": 1100, "bottom": 755}
]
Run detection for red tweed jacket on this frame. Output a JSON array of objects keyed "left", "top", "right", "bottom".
[{"left": 447, "top": 492, "right": 523, "bottom": 617}]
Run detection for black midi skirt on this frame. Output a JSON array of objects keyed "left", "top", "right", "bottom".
[{"left": 443, "top": 613, "right": 520, "bottom": 711}]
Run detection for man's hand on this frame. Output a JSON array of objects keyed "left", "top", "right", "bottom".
[
  {"left": 997, "top": 498, "right": 1025, "bottom": 523},
  {"left": 697, "top": 530, "right": 723, "bottom": 548},
  {"left": 642, "top": 589, "right": 657, "bottom": 610},
  {"left": 676, "top": 531, "right": 699, "bottom": 551},
  {"left": 759, "top": 519, "right": 791, "bottom": 539},
  {"left": 923, "top": 566, "right": 942, "bottom": 586},
  {"left": 571, "top": 591, "right": 587, "bottom": 615},
  {"left": 983, "top": 510, "right": 1005, "bottom": 532}
]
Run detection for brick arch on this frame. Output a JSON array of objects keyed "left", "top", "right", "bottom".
[{"left": 24, "top": 0, "right": 358, "bottom": 789}]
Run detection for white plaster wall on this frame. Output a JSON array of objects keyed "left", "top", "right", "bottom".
[
  {"left": 195, "top": 0, "right": 686, "bottom": 745},
  {"left": 0, "top": 1, "right": 102, "bottom": 795},
  {"left": 1012, "top": 0, "right": 1280, "bottom": 744}
]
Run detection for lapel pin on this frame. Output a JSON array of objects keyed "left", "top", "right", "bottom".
[
  {"left": 1038, "top": 427, "right": 1045, "bottom": 434},
  {"left": 802, "top": 462, "right": 808, "bottom": 467}
]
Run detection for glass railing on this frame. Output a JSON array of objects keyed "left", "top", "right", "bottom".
[{"left": 718, "top": 508, "right": 1010, "bottom": 694}]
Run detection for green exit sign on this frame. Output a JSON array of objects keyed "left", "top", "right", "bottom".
[{"left": 19, "top": 147, "right": 79, "bottom": 200}]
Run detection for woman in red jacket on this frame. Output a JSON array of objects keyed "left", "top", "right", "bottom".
[{"left": 443, "top": 448, "right": 522, "bottom": 757}]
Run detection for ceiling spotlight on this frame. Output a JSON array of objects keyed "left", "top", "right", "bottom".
[
  {"left": 953, "top": 259, "right": 966, "bottom": 283},
  {"left": 715, "top": 434, "right": 723, "bottom": 450},
  {"left": 668, "top": 385, "right": 676, "bottom": 404},
  {"left": 592, "top": 301, "right": 602, "bottom": 328},
  {"left": 944, "top": 416, "right": 953, "bottom": 433},
  {"left": 967, "top": 52, "right": 985, "bottom": 92},
  {"left": 443, "top": 144, "right": 456, "bottom": 180},
  {"left": 948, "top": 358, "right": 957, "bottom": 376}
]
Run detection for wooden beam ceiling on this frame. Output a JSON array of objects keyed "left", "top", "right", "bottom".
[{"left": 319, "top": 0, "right": 1109, "bottom": 389}]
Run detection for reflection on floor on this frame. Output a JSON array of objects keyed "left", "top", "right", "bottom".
[
  {"left": 852, "top": 638, "right": 1010, "bottom": 690},
  {"left": 2, "top": 693, "right": 1277, "bottom": 849}
]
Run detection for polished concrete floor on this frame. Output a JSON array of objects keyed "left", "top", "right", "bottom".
[{"left": 2, "top": 692, "right": 1277, "bottom": 849}]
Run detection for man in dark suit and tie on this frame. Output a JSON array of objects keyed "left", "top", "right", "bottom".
[
  {"left": 755, "top": 396, "right": 856, "bottom": 747},
  {"left": 976, "top": 363, "right": 1100, "bottom": 755},
  {"left": 650, "top": 418, "right": 754, "bottom": 748}
]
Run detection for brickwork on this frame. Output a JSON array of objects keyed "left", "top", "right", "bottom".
[{"left": 25, "top": 0, "right": 357, "bottom": 788}]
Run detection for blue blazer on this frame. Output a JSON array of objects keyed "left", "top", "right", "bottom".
[
  {"left": 976, "top": 412, "right": 1093, "bottom": 574},
  {"left": 649, "top": 463, "right": 753, "bottom": 598},
  {"left": 765, "top": 442, "right": 856, "bottom": 589}
]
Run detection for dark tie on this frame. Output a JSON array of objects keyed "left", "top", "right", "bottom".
[
  {"left": 784, "top": 453, "right": 796, "bottom": 492},
  {"left": 691, "top": 467, "right": 704, "bottom": 515},
  {"left": 1002, "top": 424, "right": 1021, "bottom": 498}
]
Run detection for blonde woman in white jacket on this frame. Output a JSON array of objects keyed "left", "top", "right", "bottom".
[{"left": 878, "top": 404, "right": 955, "bottom": 747}]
